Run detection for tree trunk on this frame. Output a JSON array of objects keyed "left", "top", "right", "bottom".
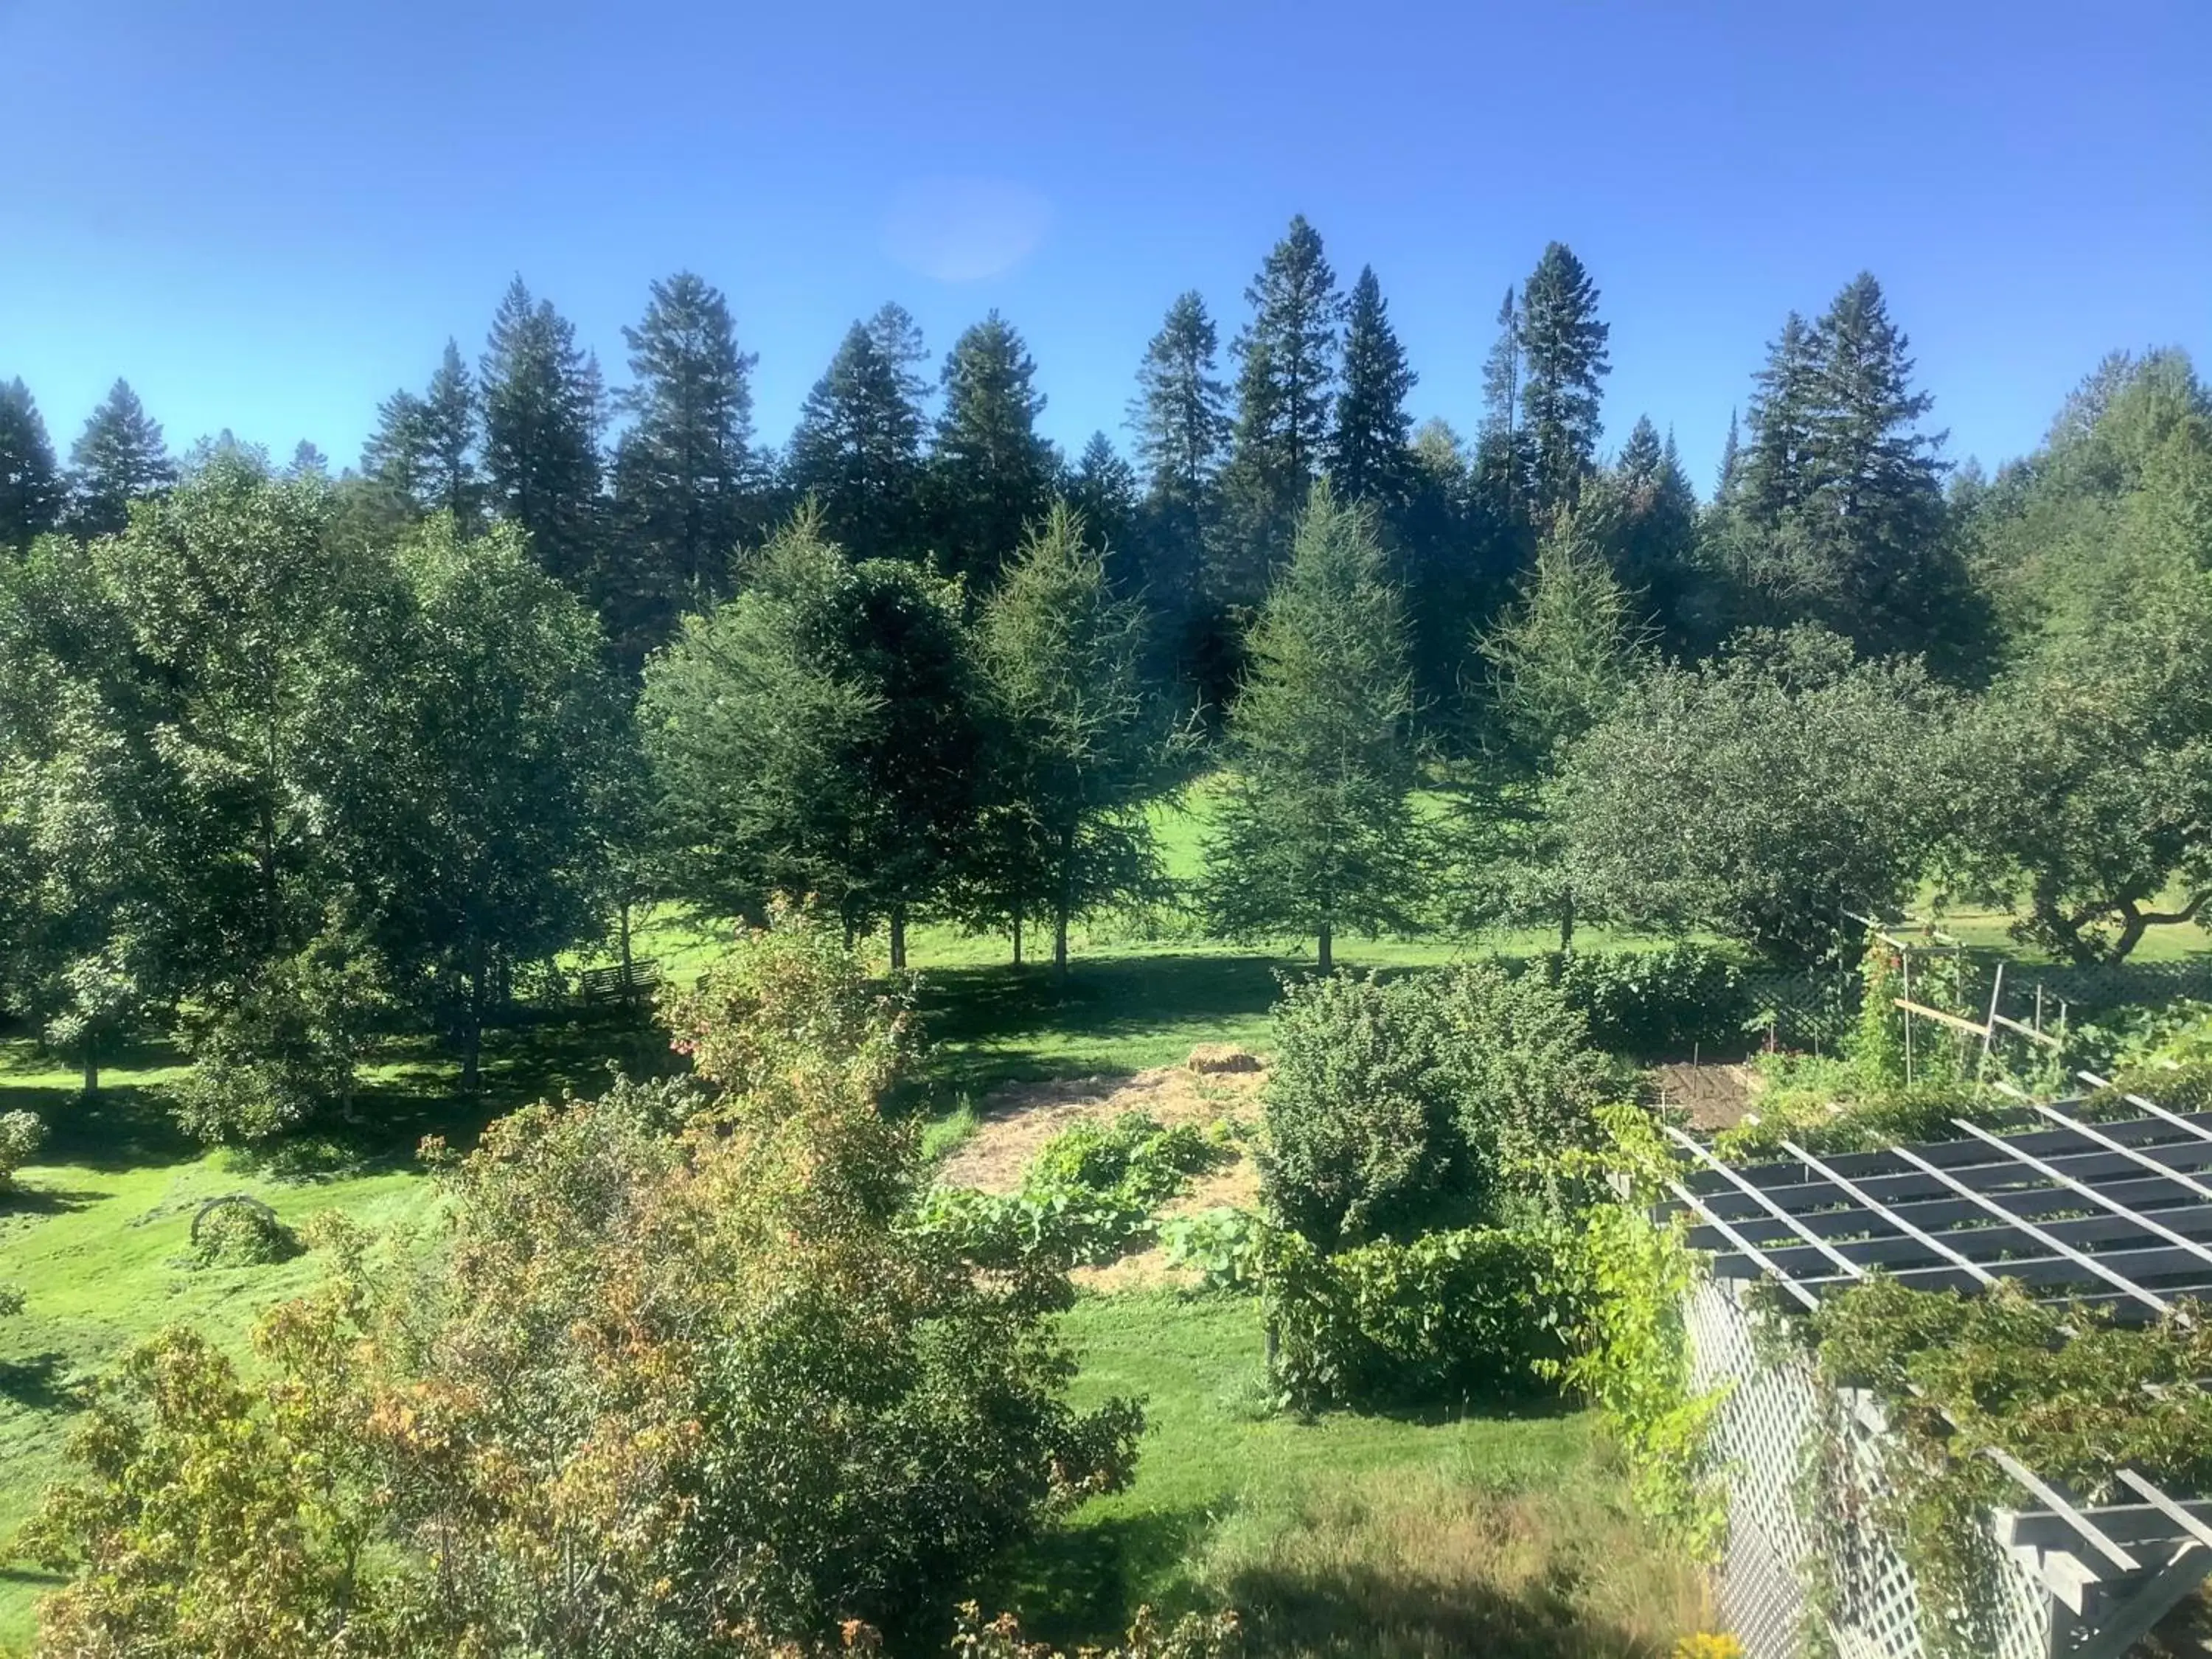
[
  {"left": 617, "top": 897, "right": 635, "bottom": 1010},
  {"left": 1559, "top": 887, "right": 1576, "bottom": 954},
  {"left": 1054, "top": 903, "right": 1071, "bottom": 982},
  {"left": 889, "top": 904, "right": 907, "bottom": 972},
  {"left": 1054, "top": 830, "right": 1074, "bottom": 983},
  {"left": 1012, "top": 905, "right": 1023, "bottom": 967},
  {"left": 82, "top": 1034, "right": 99, "bottom": 1097},
  {"left": 1317, "top": 922, "right": 1333, "bottom": 975},
  {"left": 462, "top": 937, "right": 485, "bottom": 1093}
]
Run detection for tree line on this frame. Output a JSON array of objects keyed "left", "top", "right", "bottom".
[{"left": 4, "top": 217, "right": 2209, "bottom": 1135}]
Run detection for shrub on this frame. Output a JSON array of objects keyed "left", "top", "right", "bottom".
[
  {"left": 168, "top": 928, "right": 389, "bottom": 1144},
  {"left": 947, "top": 1602, "right": 1240, "bottom": 1659},
  {"left": 1430, "top": 961, "right": 1633, "bottom": 1224},
  {"left": 187, "top": 1198, "right": 302, "bottom": 1268},
  {"left": 1262, "top": 965, "right": 1628, "bottom": 1249},
  {"left": 1160, "top": 1206, "right": 1269, "bottom": 1293},
  {"left": 1548, "top": 944, "right": 1753, "bottom": 1058},
  {"left": 1261, "top": 973, "right": 1461, "bottom": 1249},
  {"left": 0, "top": 1108, "right": 46, "bottom": 1188},
  {"left": 1266, "top": 1225, "right": 1579, "bottom": 1411}
]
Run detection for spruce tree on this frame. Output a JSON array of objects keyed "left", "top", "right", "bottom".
[
  {"left": 1739, "top": 313, "right": 1819, "bottom": 521},
  {"left": 1127, "top": 291, "right": 1231, "bottom": 654},
  {"left": 361, "top": 341, "right": 483, "bottom": 534},
  {"left": 66, "top": 380, "right": 174, "bottom": 538},
  {"left": 1065, "top": 432, "right": 1140, "bottom": 588},
  {"left": 1714, "top": 408, "right": 1743, "bottom": 505},
  {"left": 1214, "top": 216, "right": 1343, "bottom": 605},
  {"left": 927, "top": 310, "right": 1057, "bottom": 588},
  {"left": 1475, "top": 285, "right": 1530, "bottom": 522},
  {"left": 784, "top": 305, "right": 931, "bottom": 565},
  {"left": 479, "top": 278, "right": 605, "bottom": 591},
  {"left": 608, "top": 273, "right": 760, "bottom": 660},
  {"left": 1599, "top": 416, "right": 1702, "bottom": 641},
  {"left": 1329, "top": 265, "right": 1417, "bottom": 512},
  {"left": 0, "top": 378, "right": 63, "bottom": 550},
  {"left": 1200, "top": 483, "right": 1425, "bottom": 971},
  {"left": 962, "top": 503, "right": 1180, "bottom": 973},
  {"left": 1517, "top": 243, "right": 1611, "bottom": 515}
]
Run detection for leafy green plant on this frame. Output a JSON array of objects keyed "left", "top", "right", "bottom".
[
  {"left": 187, "top": 1198, "right": 301, "bottom": 1269},
  {"left": 0, "top": 1107, "right": 45, "bottom": 1189},
  {"left": 1797, "top": 1279, "right": 2212, "bottom": 1659},
  {"left": 1160, "top": 1206, "right": 1269, "bottom": 1293},
  {"left": 1548, "top": 944, "right": 1753, "bottom": 1058}
]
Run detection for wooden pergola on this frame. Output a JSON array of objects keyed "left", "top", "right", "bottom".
[{"left": 1666, "top": 1094, "right": 2212, "bottom": 1658}]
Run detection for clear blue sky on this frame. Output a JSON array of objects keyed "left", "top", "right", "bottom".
[{"left": 4, "top": 0, "right": 2207, "bottom": 495}]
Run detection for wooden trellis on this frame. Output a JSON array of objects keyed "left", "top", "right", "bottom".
[{"left": 1666, "top": 1102, "right": 2212, "bottom": 1658}]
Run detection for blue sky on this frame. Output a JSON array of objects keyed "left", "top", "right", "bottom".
[{"left": 3, "top": 0, "right": 2207, "bottom": 495}]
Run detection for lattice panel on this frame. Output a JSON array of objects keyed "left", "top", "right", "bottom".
[{"left": 1688, "top": 1279, "right": 2050, "bottom": 1659}]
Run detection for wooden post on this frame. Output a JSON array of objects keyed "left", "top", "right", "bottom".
[{"left": 1902, "top": 953, "right": 1914, "bottom": 1085}]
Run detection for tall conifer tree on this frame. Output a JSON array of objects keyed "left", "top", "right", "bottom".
[
  {"left": 1127, "top": 291, "right": 1231, "bottom": 633},
  {"left": 608, "top": 273, "right": 760, "bottom": 658},
  {"left": 927, "top": 311, "right": 1057, "bottom": 588},
  {"left": 0, "top": 378, "right": 63, "bottom": 550},
  {"left": 1215, "top": 216, "right": 1343, "bottom": 603},
  {"left": 479, "top": 278, "right": 605, "bottom": 591},
  {"left": 66, "top": 380, "right": 173, "bottom": 538},
  {"left": 363, "top": 341, "right": 484, "bottom": 534},
  {"left": 785, "top": 305, "right": 931, "bottom": 565},
  {"left": 1329, "top": 265, "right": 1417, "bottom": 512},
  {"left": 1066, "top": 432, "right": 1141, "bottom": 588},
  {"left": 1517, "top": 243, "right": 1611, "bottom": 515},
  {"left": 1475, "top": 285, "right": 1530, "bottom": 523}
]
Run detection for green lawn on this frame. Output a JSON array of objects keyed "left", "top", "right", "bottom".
[{"left": 993, "top": 1294, "right": 1704, "bottom": 1658}]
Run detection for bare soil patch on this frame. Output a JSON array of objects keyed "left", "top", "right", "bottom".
[
  {"left": 1650, "top": 1061, "right": 1760, "bottom": 1131},
  {"left": 936, "top": 1055, "right": 1270, "bottom": 1294}
]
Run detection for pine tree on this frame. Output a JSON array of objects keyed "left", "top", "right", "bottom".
[
  {"left": 1065, "top": 432, "right": 1140, "bottom": 588},
  {"left": 1475, "top": 286, "right": 1530, "bottom": 521},
  {"left": 1329, "top": 265, "right": 1417, "bottom": 511},
  {"left": 361, "top": 341, "right": 483, "bottom": 533},
  {"left": 1200, "top": 483, "right": 1426, "bottom": 971},
  {"left": 479, "top": 278, "right": 605, "bottom": 590},
  {"left": 1596, "top": 417, "right": 1703, "bottom": 642},
  {"left": 1126, "top": 291, "right": 1231, "bottom": 659},
  {"left": 962, "top": 504, "right": 1180, "bottom": 973},
  {"left": 927, "top": 311, "right": 1057, "bottom": 588},
  {"left": 1128, "top": 292, "right": 1231, "bottom": 512},
  {"left": 608, "top": 273, "right": 760, "bottom": 661},
  {"left": 785, "top": 305, "right": 931, "bottom": 565},
  {"left": 1714, "top": 408, "right": 1743, "bottom": 505},
  {"left": 0, "top": 378, "right": 63, "bottom": 550},
  {"left": 285, "top": 442, "right": 330, "bottom": 481},
  {"left": 1215, "top": 216, "right": 1343, "bottom": 604},
  {"left": 1739, "top": 314, "right": 1819, "bottom": 521},
  {"left": 66, "top": 380, "right": 174, "bottom": 538},
  {"left": 1517, "top": 243, "right": 1611, "bottom": 515}
]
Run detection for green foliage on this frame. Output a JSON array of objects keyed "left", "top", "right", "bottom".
[
  {"left": 1548, "top": 945, "right": 1752, "bottom": 1058},
  {"left": 1262, "top": 964, "right": 1626, "bottom": 1250},
  {"left": 1554, "top": 626, "right": 1953, "bottom": 966},
  {"left": 168, "top": 925, "right": 392, "bottom": 1144},
  {"left": 187, "top": 1200, "right": 301, "bottom": 1269},
  {"left": 0, "top": 1107, "right": 46, "bottom": 1187},
  {"left": 1517, "top": 243, "right": 1611, "bottom": 515},
  {"left": 1200, "top": 484, "right": 1428, "bottom": 970},
  {"left": 658, "top": 897, "right": 917, "bottom": 1105},
  {"left": 1214, "top": 215, "right": 1343, "bottom": 602},
  {"left": 0, "top": 377, "right": 63, "bottom": 550},
  {"left": 960, "top": 504, "right": 1188, "bottom": 970},
  {"left": 479, "top": 275, "right": 605, "bottom": 588},
  {"left": 928, "top": 311, "right": 1059, "bottom": 588},
  {"left": 641, "top": 506, "right": 981, "bottom": 961},
  {"left": 916, "top": 1110, "right": 1222, "bottom": 1269},
  {"left": 1265, "top": 1224, "right": 1576, "bottom": 1411},
  {"left": 1803, "top": 1279, "right": 2212, "bottom": 1659},
  {"left": 948, "top": 1602, "right": 1241, "bottom": 1659},
  {"left": 785, "top": 303, "right": 931, "bottom": 564},
  {"left": 1159, "top": 1205, "right": 1269, "bottom": 1293},
  {"left": 64, "top": 378, "right": 174, "bottom": 538},
  {"left": 26, "top": 921, "right": 1138, "bottom": 1654},
  {"left": 1328, "top": 265, "right": 1416, "bottom": 511}
]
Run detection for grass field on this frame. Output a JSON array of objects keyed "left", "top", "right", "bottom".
[{"left": 0, "top": 779, "right": 2202, "bottom": 1650}]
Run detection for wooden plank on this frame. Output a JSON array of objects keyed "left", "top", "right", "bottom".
[
  {"left": 1793, "top": 1239, "right": 2212, "bottom": 1297},
  {"left": 1703, "top": 1202, "right": 2212, "bottom": 1279},
  {"left": 2000, "top": 1498, "right": 2212, "bottom": 1553},
  {"left": 1895, "top": 996, "right": 1991, "bottom": 1037},
  {"left": 1678, "top": 1135, "right": 2212, "bottom": 1220},
  {"left": 1990, "top": 1010, "right": 2065, "bottom": 1049}
]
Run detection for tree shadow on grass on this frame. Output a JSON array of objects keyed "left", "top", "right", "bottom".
[
  {"left": 1220, "top": 1560, "right": 1682, "bottom": 1659},
  {"left": 0, "top": 1352, "right": 83, "bottom": 1413},
  {"left": 978, "top": 1506, "right": 1220, "bottom": 1649}
]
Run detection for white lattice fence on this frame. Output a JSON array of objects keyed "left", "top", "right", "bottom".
[{"left": 1687, "top": 1279, "right": 2050, "bottom": 1659}]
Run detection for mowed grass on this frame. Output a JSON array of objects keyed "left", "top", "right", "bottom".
[{"left": 991, "top": 1293, "right": 1708, "bottom": 1658}]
